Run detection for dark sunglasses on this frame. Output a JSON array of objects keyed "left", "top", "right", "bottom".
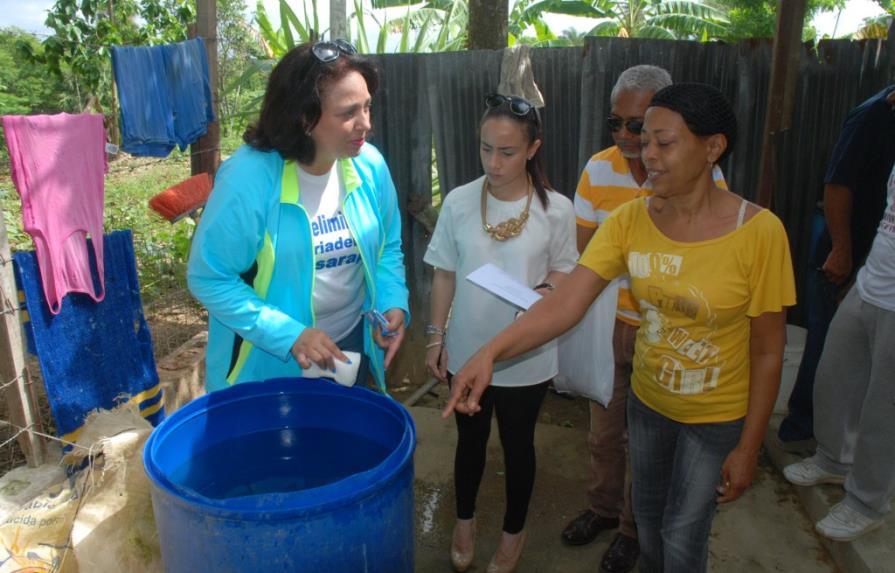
[
  {"left": 606, "top": 116, "right": 644, "bottom": 134},
  {"left": 485, "top": 93, "right": 540, "bottom": 124},
  {"left": 311, "top": 38, "right": 357, "bottom": 63}
]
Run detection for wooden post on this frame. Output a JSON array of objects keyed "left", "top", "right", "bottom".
[
  {"left": 0, "top": 218, "right": 45, "bottom": 467},
  {"left": 190, "top": 0, "right": 221, "bottom": 178},
  {"left": 331, "top": 0, "right": 348, "bottom": 40},
  {"left": 755, "top": 0, "right": 807, "bottom": 208}
]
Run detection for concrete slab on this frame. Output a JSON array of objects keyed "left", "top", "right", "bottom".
[
  {"left": 411, "top": 406, "right": 839, "bottom": 573},
  {"left": 764, "top": 414, "right": 895, "bottom": 573}
]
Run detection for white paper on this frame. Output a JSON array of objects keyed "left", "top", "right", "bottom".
[{"left": 466, "top": 263, "right": 542, "bottom": 310}]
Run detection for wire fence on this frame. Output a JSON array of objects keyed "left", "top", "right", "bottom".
[{"left": 0, "top": 286, "right": 207, "bottom": 474}]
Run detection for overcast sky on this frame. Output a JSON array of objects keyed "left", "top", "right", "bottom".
[{"left": 0, "top": 0, "right": 887, "bottom": 41}]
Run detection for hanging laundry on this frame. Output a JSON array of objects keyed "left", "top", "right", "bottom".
[
  {"left": 13, "top": 230, "right": 165, "bottom": 443},
  {"left": 165, "top": 37, "right": 216, "bottom": 150},
  {"left": 111, "top": 37, "right": 215, "bottom": 157},
  {"left": 110, "top": 43, "right": 175, "bottom": 157},
  {"left": 1, "top": 112, "right": 107, "bottom": 314}
]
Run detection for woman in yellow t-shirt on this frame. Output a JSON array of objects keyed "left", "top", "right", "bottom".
[{"left": 443, "top": 84, "right": 796, "bottom": 573}]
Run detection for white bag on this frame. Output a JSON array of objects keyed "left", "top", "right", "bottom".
[{"left": 555, "top": 279, "right": 620, "bottom": 407}]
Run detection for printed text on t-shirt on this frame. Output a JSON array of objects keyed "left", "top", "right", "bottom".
[{"left": 312, "top": 212, "right": 362, "bottom": 271}]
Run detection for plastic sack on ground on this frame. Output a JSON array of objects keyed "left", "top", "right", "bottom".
[
  {"left": 555, "top": 279, "right": 619, "bottom": 407},
  {"left": 0, "top": 407, "right": 162, "bottom": 573}
]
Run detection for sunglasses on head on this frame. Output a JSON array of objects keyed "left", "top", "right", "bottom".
[
  {"left": 485, "top": 93, "right": 540, "bottom": 123},
  {"left": 606, "top": 116, "right": 644, "bottom": 134},
  {"left": 311, "top": 38, "right": 357, "bottom": 63}
]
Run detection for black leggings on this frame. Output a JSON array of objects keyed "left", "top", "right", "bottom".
[{"left": 452, "top": 376, "right": 549, "bottom": 534}]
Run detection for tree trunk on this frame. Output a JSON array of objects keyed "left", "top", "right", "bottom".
[
  {"left": 467, "top": 0, "right": 507, "bottom": 50},
  {"left": 756, "top": 0, "right": 807, "bottom": 208},
  {"left": 330, "top": 0, "right": 347, "bottom": 41}
]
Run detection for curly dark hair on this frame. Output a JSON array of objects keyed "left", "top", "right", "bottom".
[
  {"left": 243, "top": 43, "right": 379, "bottom": 163},
  {"left": 649, "top": 83, "right": 737, "bottom": 163}
]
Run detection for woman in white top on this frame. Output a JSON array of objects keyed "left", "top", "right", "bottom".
[{"left": 424, "top": 94, "right": 577, "bottom": 573}]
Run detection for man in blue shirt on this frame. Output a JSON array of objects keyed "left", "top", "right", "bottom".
[{"left": 778, "top": 85, "right": 895, "bottom": 445}]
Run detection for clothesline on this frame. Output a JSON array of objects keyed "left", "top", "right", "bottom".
[{"left": 113, "top": 145, "right": 221, "bottom": 173}]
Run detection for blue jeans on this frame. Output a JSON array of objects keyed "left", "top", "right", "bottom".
[
  {"left": 628, "top": 392, "right": 743, "bottom": 573},
  {"left": 779, "top": 211, "right": 840, "bottom": 441},
  {"left": 335, "top": 319, "right": 372, "bottom": 388}
]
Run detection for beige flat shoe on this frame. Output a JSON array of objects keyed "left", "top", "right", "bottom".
[
  {"left": 450, "top": 517, "right": 476, "bottom": 572},
  {"left": 486, "top": 530, "right": 527, "bottom": 573}
]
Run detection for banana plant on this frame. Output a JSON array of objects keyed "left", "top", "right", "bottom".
[
  {"left": 256, "top": 0, "right": 321, "bottom": 58},
  {"left": 586, "top": 0, "right": 729, "bottom": 40}
]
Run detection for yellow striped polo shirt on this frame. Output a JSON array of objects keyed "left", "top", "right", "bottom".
[{"left": 574, "top": 146, "right": 727, "bottom": 325}]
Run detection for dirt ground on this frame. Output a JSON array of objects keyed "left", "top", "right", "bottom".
[{"left": 0, "top": 308, "right": 851, "bottom": 573}]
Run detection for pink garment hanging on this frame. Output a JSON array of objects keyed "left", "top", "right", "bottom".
[{"left": 2, "top": 113, "right": 108, "bottom": 314}]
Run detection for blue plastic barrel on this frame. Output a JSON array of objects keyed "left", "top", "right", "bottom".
[{"left": 143, "top": 377, "right": 416, "bottom": 572}]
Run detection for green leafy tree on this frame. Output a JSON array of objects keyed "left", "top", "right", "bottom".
[
  {"left": 707, "top": 0, "right": 845, "bottom": 41},
  {"left": 0, "top": 28, "right": 68, "bottom": 116},
  {"left": 217, "top": 0, "right": 267, "bottom": 134},
  {"left": 529, "top": 0, "right": 729, "bottom": 40},
  {"left": 0, "top": 27, "right": 72, "bottom": 167},
  {"left": 31, "top": 0, "right": 194, "bottom": 114},
  {"left": 383, "top": 0, "right": 730, "bottom": 50}
]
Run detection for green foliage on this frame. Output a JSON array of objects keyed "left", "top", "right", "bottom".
[
  {"left": 708, "top": 0, "right": 845, "bottom": 41},
  {"left": 853, "top": 0, "right": 893, "bottom": 39},
  {"left": 578, "top": 1, "right": 729, "bottom": 40},
  {"left": 0, "top": 28, "right": 68, "bottom": 116},
  {"left": 217, "top": 0, "right": 267, "bottom": 136},
  {"left": 36, "top": 0, "right": 195, "bottom": 111},
  {"left": 0, "top": 28, "right": 73, "bottom": 168}
]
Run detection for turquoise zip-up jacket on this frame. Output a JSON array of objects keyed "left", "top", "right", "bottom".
[{"left": 187, "top": 143, "right": 410, "bottom": 393}]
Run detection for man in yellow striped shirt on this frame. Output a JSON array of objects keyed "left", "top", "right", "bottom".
[{"left": 565, "top": 65, "right": 727, "bottom": 573}]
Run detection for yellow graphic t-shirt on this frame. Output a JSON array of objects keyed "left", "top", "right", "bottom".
[
  {"left": 579, "top": 198, "right": 796, "bottom": 423},
  {"left": 574, "top": 146, "right": 727, "bottom": 326}
]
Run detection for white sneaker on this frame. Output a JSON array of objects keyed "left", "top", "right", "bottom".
[
  {"left": 783, "top": 458, "right": 846, "bottom": 486},
  {"left": 815, "top": 502, "right": 884, "bottom": 542}
]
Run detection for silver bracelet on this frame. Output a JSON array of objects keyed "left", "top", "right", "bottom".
[
  {"left": 425, "top": 324, "right": 447, "bottom": 336},
  {"left": 425, "top": 340, "right": 444, "bottom": 349}
]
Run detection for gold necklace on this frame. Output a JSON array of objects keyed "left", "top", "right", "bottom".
[{"left": 481, "top": 177, "right": 533, "bottom": 241}]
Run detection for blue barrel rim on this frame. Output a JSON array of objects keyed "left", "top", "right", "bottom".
[{"left": 143, "top": 377, "right": 416, "bottom": 520}]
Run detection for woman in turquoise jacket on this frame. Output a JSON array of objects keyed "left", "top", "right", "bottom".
[{"left": 188, "top": 40, "right": 409, "bottom": 393}]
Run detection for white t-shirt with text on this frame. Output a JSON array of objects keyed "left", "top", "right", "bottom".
[{"left": 299, "top": 164, "right": 365, "bottom": 341}]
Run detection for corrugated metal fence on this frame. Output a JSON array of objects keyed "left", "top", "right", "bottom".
[{"left": 366, "top": 37, "right": 892, "bottom": 379}]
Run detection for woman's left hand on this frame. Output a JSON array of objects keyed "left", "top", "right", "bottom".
[
  {"left": 373, "top": 308, "right": 406, "bottom": 369},
  {"left": 716, "top": 446, "right": 758, "bottom": 503}
]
